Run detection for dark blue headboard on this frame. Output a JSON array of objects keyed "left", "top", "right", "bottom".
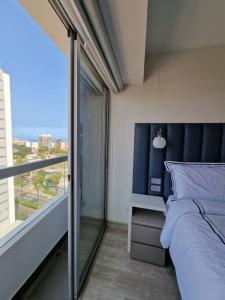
[{"left": 132, "top": 123, "right": 225, "bottom": 200}]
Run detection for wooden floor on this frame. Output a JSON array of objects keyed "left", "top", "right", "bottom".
[
  {"left": 21, "top": 226, "right": 181, "bottom": 300},
  {"left": 80, "top": 227, "right": 181, "bottom": 300}
]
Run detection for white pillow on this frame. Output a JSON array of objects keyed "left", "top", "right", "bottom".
[{"left": 165, "top": 161, "right": 225, "bottom": 202}]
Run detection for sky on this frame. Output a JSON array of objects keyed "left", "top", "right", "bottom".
[{"left": 0, "top": 0, "right": 68, "bottom": 141}]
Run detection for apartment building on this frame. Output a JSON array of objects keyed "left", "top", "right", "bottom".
[
  {"left": 0, "top": 69, "right": 15, "bottom": 235},
  {"left": 54, "top": 138, "right": 62, "bottom": 150},
  {"left": 38, "top": 134, "right": 52, "bottom": 150}
]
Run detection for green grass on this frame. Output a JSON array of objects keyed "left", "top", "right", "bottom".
[
  {"left": 42, "top": 188, "right": 58, "bottom": 196},
  {"left": 16, "top": 209, "right": 30, "bottom": 221},
  {"left": 16, "top": 199, "right": 39, "bottom": 209}
]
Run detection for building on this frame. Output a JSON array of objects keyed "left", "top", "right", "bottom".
[
  {"left": 0, "top": 69, "right": 15, "bottom": 232},
  {"left": 61, "top": 141, "right": 68, "bottom": 151},
  {"left": 13, "top": 139, "right": 31, "bottom": 148},
  {"left": 54, "top": 138, "right": 62, "bottom": 150},
  {"left": 13, "top": 139, "right": 26, "bottom": 146},
  {"left": 31, "top": 141, "right": 38, "bottom": 152},
  {"left": 38, "top": 134, "right": 52, "bottom": 150}
]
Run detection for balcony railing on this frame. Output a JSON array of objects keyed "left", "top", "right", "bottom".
[
  {"left": 0, "top": 156, "right": 68, "bottom": 180},
  {"left": 0, "top": 156, "right": 69, "bottom": 299},
  {"left": 0, "top": 156, "right": 68, "bottom": 243}
]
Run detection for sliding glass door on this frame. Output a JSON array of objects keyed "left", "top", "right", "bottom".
[
  {"left": 68, "top": 33, "right": 108, "bottom": 299},
  {"left": 78, "top": 50, "right": 107, "bottom": 284}
]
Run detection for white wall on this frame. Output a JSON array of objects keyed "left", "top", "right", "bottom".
[
  {"left": 108, "top": 45, "right": 225, "bottom": 223},
  {"left": 3, "top": 72, "right": 15, "bottom": 224},
  {"left": 0, "top": 196, "right": 67, "bottom": 299},
  {"left": 0, "top": 70, "right": 15, "bottom": 227}
]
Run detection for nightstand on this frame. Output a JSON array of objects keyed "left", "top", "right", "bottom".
[{"left": 128, "top": 194, "right": 167, "bottom": 266}]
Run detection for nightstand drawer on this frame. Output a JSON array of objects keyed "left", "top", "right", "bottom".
[
  {"left": 131, "top": 224, "right": 162, "bottom": 247},
  {"left": 130, "top": 242, "right": 165, "bottom": 266}
]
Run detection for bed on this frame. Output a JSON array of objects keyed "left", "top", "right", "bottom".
[
  {"left": 160, "top": 162, "right": 225, "bottom": 300},
  {"left": 132, "top": 123, "right": 225, "bottom": 300},
  {"left": 161, "top": 197, "right": 225, "bottom": 300}
]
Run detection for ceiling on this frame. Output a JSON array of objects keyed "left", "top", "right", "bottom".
[
  {"left": 20, "top": 0, "right": 225, "bottom": 86},
  {"left": 99, "top": 0, "right": 225, "bottom": 84},
  {"left": 19, "top": 0, "right": 67, "bottom": 55},
  {"left": 20, "top": 0, "right": 149, "bottom": 86},
  {"left": 99, "top": 0, "right": 148, "bottom": 84},
  {"left": 146, "top": 0, "right": 225, "bottom": 54}
]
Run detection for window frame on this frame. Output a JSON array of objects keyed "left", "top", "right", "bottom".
[{"left": 0, "top": 155, "right": 68, "bottom": 250}]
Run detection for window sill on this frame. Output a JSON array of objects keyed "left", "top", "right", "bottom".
[
  {"left": 0, "top": 192, "right": 68, "bottom": 299},
  {"left": 0, "top": 192, "right": 68, "bottom": 255}
]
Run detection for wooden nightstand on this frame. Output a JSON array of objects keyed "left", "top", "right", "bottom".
[{"left": 128, "top": 194, "right": 167, "bottom": 266}]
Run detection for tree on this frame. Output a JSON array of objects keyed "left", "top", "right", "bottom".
[
  {"left": 48, "top": 172, "right": 62, "bottom": 192},
  {"left": 13, "top": 145, "right": 32, "bottom": 159},
  {"left": 38, "top": 146, "right": 49, "bottom": 159},
  {"left": 15, "top": 173, "right": 29, "bottom": 200},
  {"left": 32, "top": 170, "right": 46, "bottom": 201},
  {"left": 14, "top": 156, "right": 28, "bottom": 165},
  {"left": 50, "top": 147, "right": 61, "bottom": 155},
  {"left": 14, "top": 157, "right": 29, "bottom": 200},
  {"left": 50, "top": 148, "right": 67, "bottom": 156}
]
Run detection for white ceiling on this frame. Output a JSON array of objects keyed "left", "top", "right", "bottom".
[
  {"left": 20, "top": 0, "right": 149, "bottom": 86},
  {"left": 147, "top": 0, "right": 225, "bottom": 54},
  {"left": 20, "top": 0, "right": 225, "bottom": 86},
  {"left": 99, "top": 0, "right": 148, "bottom": 84},
  {"left": 19, "top": 0, "right": 68, "bottom": 55}
]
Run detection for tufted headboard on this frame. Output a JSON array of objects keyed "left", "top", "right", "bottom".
[{"left": 132, "top": 123, "right": 225, "bottom": 200}]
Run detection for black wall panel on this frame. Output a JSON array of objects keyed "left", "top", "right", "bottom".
[
  {"left": 201, "top": 124, "right": 222, "bottom": 162},
  {"left": 183, "top": 124, "right": 202, "bottom": 162},
  {"left": 132, "top": 124, "right": 150, "bottom": 194},
  {"left": 221, "top": 124, "right": 225, "bottom": 161},
  {"left": 164, "top": 124, "right": 185, "bottom": 198},
  {"left": 148, "top": 124, "right": 166, "bottom": 195},
  {"left": 132, "top": 123, "right": 225, "bottom": 201}
]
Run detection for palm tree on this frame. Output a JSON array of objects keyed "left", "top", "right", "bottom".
[
  {"left": 48, "top": 172, "right": 62, "bottom": 192},
  {"left": 32, "top": 170, "right": 45, "bottom": 201},
  {"left": 14, "top": 157, "right": 29, "bottom": 200}
]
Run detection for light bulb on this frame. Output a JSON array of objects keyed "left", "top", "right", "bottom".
[{"left": 153, "top": 130, "right": 166, "bottom": 149}]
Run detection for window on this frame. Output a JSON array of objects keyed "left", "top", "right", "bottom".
[
  {"left": 0, "top": 1, "right": 68, "bottom": 169},
  {"left": 0, "top": 1, "right": 68, "bottom": 241}
]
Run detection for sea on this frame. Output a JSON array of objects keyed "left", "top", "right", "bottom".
[{"left": 13, "top": 127, "right": 68, "bottom": 142}]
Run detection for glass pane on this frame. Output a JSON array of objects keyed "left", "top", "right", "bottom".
[
  {"left": 0, "top": 1, "right": 68, "bottom": 169},
  {"left": 0, "top": 161, "right": 68, "bottom": 241},
  {"left": 78, "top": 50, "right": 107, "bottom": 284}
]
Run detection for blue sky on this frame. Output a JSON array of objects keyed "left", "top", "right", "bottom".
[{"left": 0, "top": 1, "right": 68, "bottom": 140}]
